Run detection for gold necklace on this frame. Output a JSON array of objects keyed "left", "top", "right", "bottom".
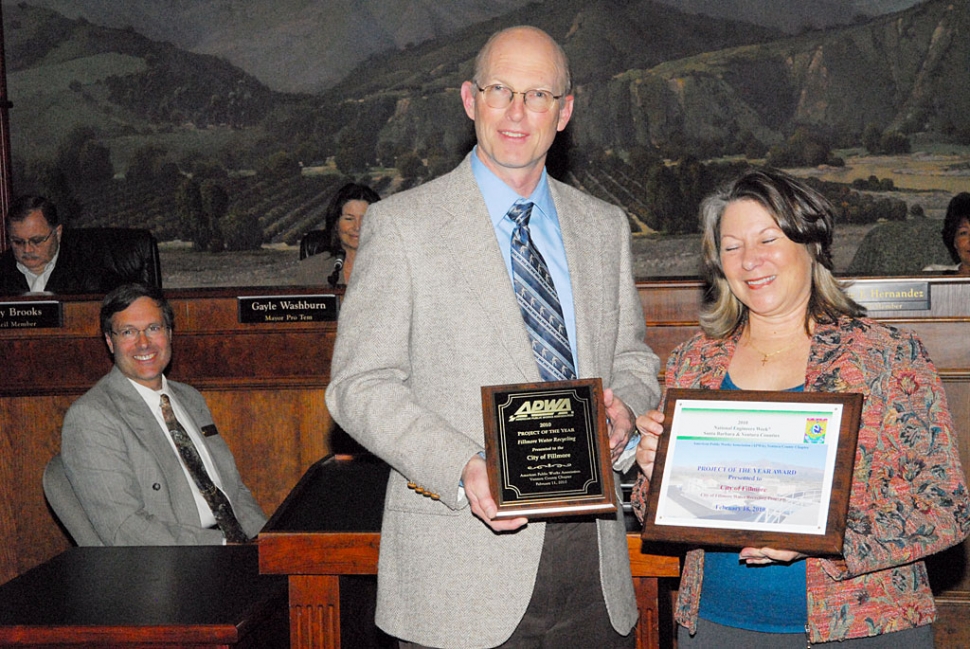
[{"left": 745, "top": 335, "right": 802, "bottom": 367}]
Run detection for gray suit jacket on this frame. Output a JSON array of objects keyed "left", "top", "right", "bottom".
[
  {"left": 61, "top": 366, "right": 267, "bottom": 545},
  {"left": 326, "top": 154, "right": 661, "bottom": 647}
]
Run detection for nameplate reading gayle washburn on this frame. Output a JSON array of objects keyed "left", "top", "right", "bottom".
[
  {"left": 0, "top": 301, "right": 62, "bottom": 329},
  {"left": 237, "top": 294, "right": 338, "bottom": 324},
  {"left": 481, "top": 378, "right": 616, "bottom": 520},
  {"left": 845, "top": 280, "right": 929, "bottom": 312}
]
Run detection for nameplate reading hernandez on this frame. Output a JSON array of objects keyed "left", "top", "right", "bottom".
[
  {"left": 237, "top": 294, "right": 338, "bottom": 324},
  {"left": 0, "top": 301, "right": 62, "bottom": 329},
  {"left": 844, "top": 280, "right": 929, "bottom": 312},
  {"left": 481, "top": 378, "right": 616, "bottom": 519}
]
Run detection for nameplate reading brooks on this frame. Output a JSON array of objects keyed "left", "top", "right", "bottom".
[
  {"left": 0, "top": 301, "right": 62, "bottom": 329},
  {"left": 481, "top": 378, "right": 616, "bottom": 519}
]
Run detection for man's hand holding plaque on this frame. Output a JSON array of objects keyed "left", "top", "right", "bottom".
[
  {"left": 462, "top": 453, "right": 529, "bottom": 532},
  {"left": 480, "top": 378, "right": 617, "bottom": 520}
]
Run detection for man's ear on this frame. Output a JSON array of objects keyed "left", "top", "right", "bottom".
[
  {"left": 460, "top": 81, "right": 478, "bottom": 121},
  {"left": 556, "top": 94, "right": 574, "bottom": 132}
]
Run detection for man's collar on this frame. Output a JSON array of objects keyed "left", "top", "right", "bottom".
[
  {"left": 470, "top": 146, "right": 554, "bottom": 226},
  {"left": 125, "top": 373, "right": 169, "bottom": 400}
]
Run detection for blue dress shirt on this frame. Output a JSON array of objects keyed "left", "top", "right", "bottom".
[{"left": 470, "top": 148, "right": 579, "bottom": 372}]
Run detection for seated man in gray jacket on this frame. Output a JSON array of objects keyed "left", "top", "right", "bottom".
[{"left": 61, "top": 283, "right": 266, "bottom": 545}]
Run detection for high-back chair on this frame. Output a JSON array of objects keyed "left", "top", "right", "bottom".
[
  {"left": 847, "top": 220, "right": 952, "bottom": 276},
  {"left": 65, "top": 227, "right": 162, "bottom": 289},
  {"left": 299, "top": 230, "right": 329, "bottom": 260}
]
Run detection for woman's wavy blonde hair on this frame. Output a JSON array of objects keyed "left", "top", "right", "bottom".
[{"left": 698, "top": 167, "right": 864, "bottom": 339}]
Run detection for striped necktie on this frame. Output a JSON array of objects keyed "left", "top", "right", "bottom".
[
  {"left": 509, "top": 201, "right": 577, "bottom": 382},
  {"left": 159, "top": 394, "right": 249, "bottom": 543}
]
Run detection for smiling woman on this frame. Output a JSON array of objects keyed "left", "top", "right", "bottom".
[
  {"left": 293, "top": 182, "right": 381, "bottom": 287},
  {"left": 631, "top": 167, "right": 970, "bottom": 648}
]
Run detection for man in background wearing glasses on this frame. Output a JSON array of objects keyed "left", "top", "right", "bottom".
[
  {"left": 327, "top": 26, "right": 660, "bottom": 648},
  {"left": 0, "top": 195, "right": 65, "bottom": 294},
  {"left": 0, "top": 194, "right": 128, "bottom": 295},
  {"left": 60, "top": 283, "right": 266, "bottom": 545}
]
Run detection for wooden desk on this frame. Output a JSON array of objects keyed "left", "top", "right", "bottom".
[
  {"left": 259, "top": 455, "right": 680, "bottom": 649},
  {"left": 0, "top": 545, "right": 288, "bottom": 648}
]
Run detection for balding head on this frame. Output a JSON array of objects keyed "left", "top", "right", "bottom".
[{"left": 473, "top": 26, "right": 571, "bottom": 97}]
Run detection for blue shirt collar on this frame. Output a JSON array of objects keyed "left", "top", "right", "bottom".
[{"left": 469, "top": 146, "right": 558, "bottom": 227}]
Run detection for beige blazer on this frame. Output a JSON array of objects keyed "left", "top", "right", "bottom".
[{"left": 326, "top": 154, "right": 661, "bottom": 647}]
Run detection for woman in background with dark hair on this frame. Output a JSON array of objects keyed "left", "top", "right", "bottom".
[
  {"left": 296, "top": 182, "right": 380, "bottom": 286},
  {"left": 939, "top": 192, "right": 970, "bottom": 276}
]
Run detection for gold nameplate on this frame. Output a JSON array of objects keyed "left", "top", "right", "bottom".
[{"left": 481, "top": 378, "right": 616, "bottom": 519}]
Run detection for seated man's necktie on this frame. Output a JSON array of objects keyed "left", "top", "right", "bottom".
[
  {"left": 508, "top": 201, "right": 576, "bottom": 382},
  {"left": 159, "top": 394, "right": 249, "bottom": 543}
]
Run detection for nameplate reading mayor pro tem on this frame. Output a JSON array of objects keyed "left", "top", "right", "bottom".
[
  {"left": 237, "top": 294, "right": 338, "bottom": 324},
  {"left": 481, "top": 378, "right": 616, "bottom": 519}
]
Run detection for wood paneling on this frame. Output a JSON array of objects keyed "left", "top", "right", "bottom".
[
  {"left": 205, "top": 389, "right": 329, "bottom": 513},
  {"left": 0, "top": 396, "right": 75, "bottom": 578},
  {"left": 2, "top": 279, "right": 970, "bottom": 645}
]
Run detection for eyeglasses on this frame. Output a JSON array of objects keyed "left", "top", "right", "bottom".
[
  {"left": 110, "top": 323, "right": 169, "bottom": 343},
  {"left": 476, "top": 84, "right": 563, "bottom": 113},
  {"left": 10, "top": 229, "right": 56, "bottom": 249}
]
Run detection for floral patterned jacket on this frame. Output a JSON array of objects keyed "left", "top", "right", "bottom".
[{"left": 631, "top": 316, "right": 970, "bottom": 643}]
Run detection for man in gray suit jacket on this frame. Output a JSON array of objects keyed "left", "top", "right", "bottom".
[
  {"left": 61, "top": 284, "right": 266, "bottom": 545},
  {"left": 326, "top": 26, "right": 661, "bottom": 648}
]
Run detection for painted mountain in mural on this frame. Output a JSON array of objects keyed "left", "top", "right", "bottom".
[
  {"left": 1, "top": 0, "right": 959, "bottom": 253},
  {"left": 321, "top": 0, "right": 967, "bottom": 162},
  {"left": 3, "top": 0, "right": 537, "bottom": 92},
  {"left": 584, "top": 0, "right": 969, "bottom": 153},
  {"left": 652, "top": 0, "right": 923, "bottom": 34},
  {"left": 6, "top": 0, "right": 924, "bottom": 92}
]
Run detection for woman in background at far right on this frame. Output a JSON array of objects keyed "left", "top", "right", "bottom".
[
  {"left": 938, "top": 192, "right": 970, "bottom": 276},
  {"left": 632, "top": 167, "right": 970, "bottom": 648}
]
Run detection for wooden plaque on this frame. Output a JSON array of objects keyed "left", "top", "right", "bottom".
[
  {"left": 481, "top": 378, "right": 616, "bottom": 519},
  {"left": 640, "top": 388, "right": 863, "bottom": 555}
]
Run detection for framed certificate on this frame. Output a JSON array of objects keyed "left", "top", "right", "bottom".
[
  {"left": 640, "top": 389, "right": 863, "bottom": 555},
  {"left": 481, "top": 378, "right": 616, "bottom": 519}
]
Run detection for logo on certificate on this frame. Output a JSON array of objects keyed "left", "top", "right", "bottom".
[{"left": 804, "top": 418, "right": 828, "bottom": 444}]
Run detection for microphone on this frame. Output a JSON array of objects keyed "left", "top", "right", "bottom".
[{"left": 327, "top": 252, "right": 346, "bottom": 287}]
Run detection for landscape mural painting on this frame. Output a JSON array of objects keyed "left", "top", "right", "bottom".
[{"left": 1, "top": 0, "right": 967, "bottom": 287}]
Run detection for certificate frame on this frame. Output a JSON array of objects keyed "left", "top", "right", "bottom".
[
  {"left": 640, "top": 388, "right": 863, "bottom": 555},
  {"left": 481, "top": 378, "right": 616, "bottom": 519}
]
